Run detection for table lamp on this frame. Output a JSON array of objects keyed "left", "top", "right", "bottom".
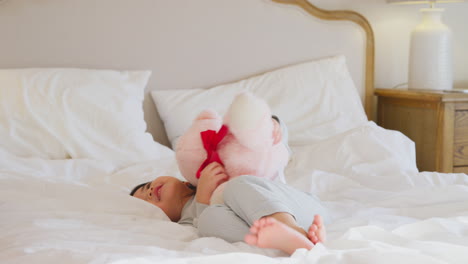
[{"left": 387, "top": 0, "right": 464, "bottom": 91}]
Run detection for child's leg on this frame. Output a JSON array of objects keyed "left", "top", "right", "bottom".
[
  {"left": 197, "top": 204, "right": 250, "bottom": 243},
  {"left": 266, "top": 212, "right": 306, "bottom": 235},
  {"left": 223, "top": 175, "right": 330, "bottom": 231},
  {"left": 222, "top": 175, "right": 329, "bottom": 254}
]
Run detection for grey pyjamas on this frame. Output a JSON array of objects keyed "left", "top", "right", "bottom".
[{"left": 179, "top": 175, "right": 330, "bottom": 243}]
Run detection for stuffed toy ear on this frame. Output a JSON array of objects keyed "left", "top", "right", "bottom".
[
  {"left": 196, "top": 108, "right": 220, "bottom": 121},
  {"left": 175, "top": 109, "right": 222, "bottom": 186},
  {"left": 224, "top": 92, "right": 273, "bottom": 150}
]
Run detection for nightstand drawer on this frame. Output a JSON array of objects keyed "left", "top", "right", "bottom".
[
  {"left": 454, "top": 110, "right": 468, "bottom": 166},
  {"left": 453, "top": 166, "right": 468, "bottom": 174},
  {"left": 376, "top": 88, "right": 468, "bottom": 173}
]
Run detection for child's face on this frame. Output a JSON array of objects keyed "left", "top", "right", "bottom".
[{"left": 133, "top": 176, "right": 194, "bottom": 222}]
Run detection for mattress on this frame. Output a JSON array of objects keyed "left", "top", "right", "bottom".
[{"left": 2, "top": 122, "right": 468, "bottom": 264}]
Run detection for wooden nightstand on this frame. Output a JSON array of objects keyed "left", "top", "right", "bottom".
[{"left": 375, "top": 88, "right": 468, "bottom": 173}]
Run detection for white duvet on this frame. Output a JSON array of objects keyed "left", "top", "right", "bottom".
[{"left": 1, "top": 122, "right": 468, "bottom": 264}]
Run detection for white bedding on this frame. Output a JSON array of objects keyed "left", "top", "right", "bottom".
[{"left": 2, "top": 122, "right": 468, "bottom": 264}]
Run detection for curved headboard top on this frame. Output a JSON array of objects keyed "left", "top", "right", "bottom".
[
  {"left": 0, "top": 0, "right": 374, "bottom": 146},
  {"left": 274, "top": 0, "right": 374, "bottom": 118}
]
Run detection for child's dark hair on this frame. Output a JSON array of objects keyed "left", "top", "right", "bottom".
[
  {"left": 129, "top": 182, "right": 149, "bottom": 196},
  {"left": 129, "top": 181, "right": 196, "bottom": 196},
  {"left": 186, "top": 182, "right": 196, "bottom": 191}
]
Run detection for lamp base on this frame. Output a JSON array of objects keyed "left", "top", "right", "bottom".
[{"left": 409, "top": 8, "right": 453, "bottom": 90}]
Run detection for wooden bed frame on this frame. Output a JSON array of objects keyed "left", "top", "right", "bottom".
[{"left": 273, "top": 0, "right": 374, "bottom": 119}]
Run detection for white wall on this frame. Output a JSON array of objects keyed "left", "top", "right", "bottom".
[
  {"left": 312, "top": 0, "right": 468, "bottom": 89},
  {"left": 1, "top": 0, "right": 465, "bottom": 90}
]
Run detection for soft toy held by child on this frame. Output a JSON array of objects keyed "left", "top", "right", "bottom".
[{"left": 175, "top": 92, "right": 290, "bottom": 204}]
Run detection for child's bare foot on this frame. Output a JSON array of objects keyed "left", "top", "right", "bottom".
[
  {"left": 244, "top": 217, "right": 314, "bottom": 255},
  {"left": 307, "top": 214, "right": 326, "bottom": 244}
]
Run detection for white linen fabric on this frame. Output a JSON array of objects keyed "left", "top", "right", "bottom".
[
  {"left": 152, "top": 55, "right": 367, "bottom": 148},
  {"left": 2, "top": 121, "right": 468, "bottom": 264},
  {"left": 0, "top": 68, "right": 172, "bottom": 165}
]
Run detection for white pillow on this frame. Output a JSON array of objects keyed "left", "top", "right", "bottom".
[
  {"left": 152, "top": 55, "right": 367, "bottom": 148},
  {"left": 0, "top": 68, "right": 172, "bottom": 164}
]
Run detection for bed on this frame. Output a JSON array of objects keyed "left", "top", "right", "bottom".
[{"left": 1, "top": 0, "right": 468, "bottom": 263}]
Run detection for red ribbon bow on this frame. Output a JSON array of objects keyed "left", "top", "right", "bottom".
[{"left": 196, "top": 125, "right": 229, "bottom": 179}]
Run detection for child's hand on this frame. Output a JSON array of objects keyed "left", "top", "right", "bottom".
[
  {"left": 196, "top": 162, "right": 229, "bottom": 205},
  {"left": 272, "top": 118, "right": 282, "bottom": 145}
]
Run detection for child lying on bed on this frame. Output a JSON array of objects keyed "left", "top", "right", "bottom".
[{"left": 130, "top": 118, "right": 330, "bottom": 255}]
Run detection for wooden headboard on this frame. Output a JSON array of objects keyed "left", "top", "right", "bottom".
[
  {"left": 274, "top": 0, "right": 374, "bottom": 117},
  {"left": 0, "top": 0, "right": 374, "bottom": 147}
]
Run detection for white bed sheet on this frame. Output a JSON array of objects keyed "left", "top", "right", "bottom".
[{"left": 1, "top": 122, "right": 468, "bottom": 264}]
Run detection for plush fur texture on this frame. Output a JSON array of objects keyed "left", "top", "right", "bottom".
[{"left": 175, "top": 92, "right": 290, "bottom": 204}]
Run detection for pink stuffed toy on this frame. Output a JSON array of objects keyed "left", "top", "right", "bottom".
[{"left": 175, "top": 92, "right": 290, "bottom": 204}]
